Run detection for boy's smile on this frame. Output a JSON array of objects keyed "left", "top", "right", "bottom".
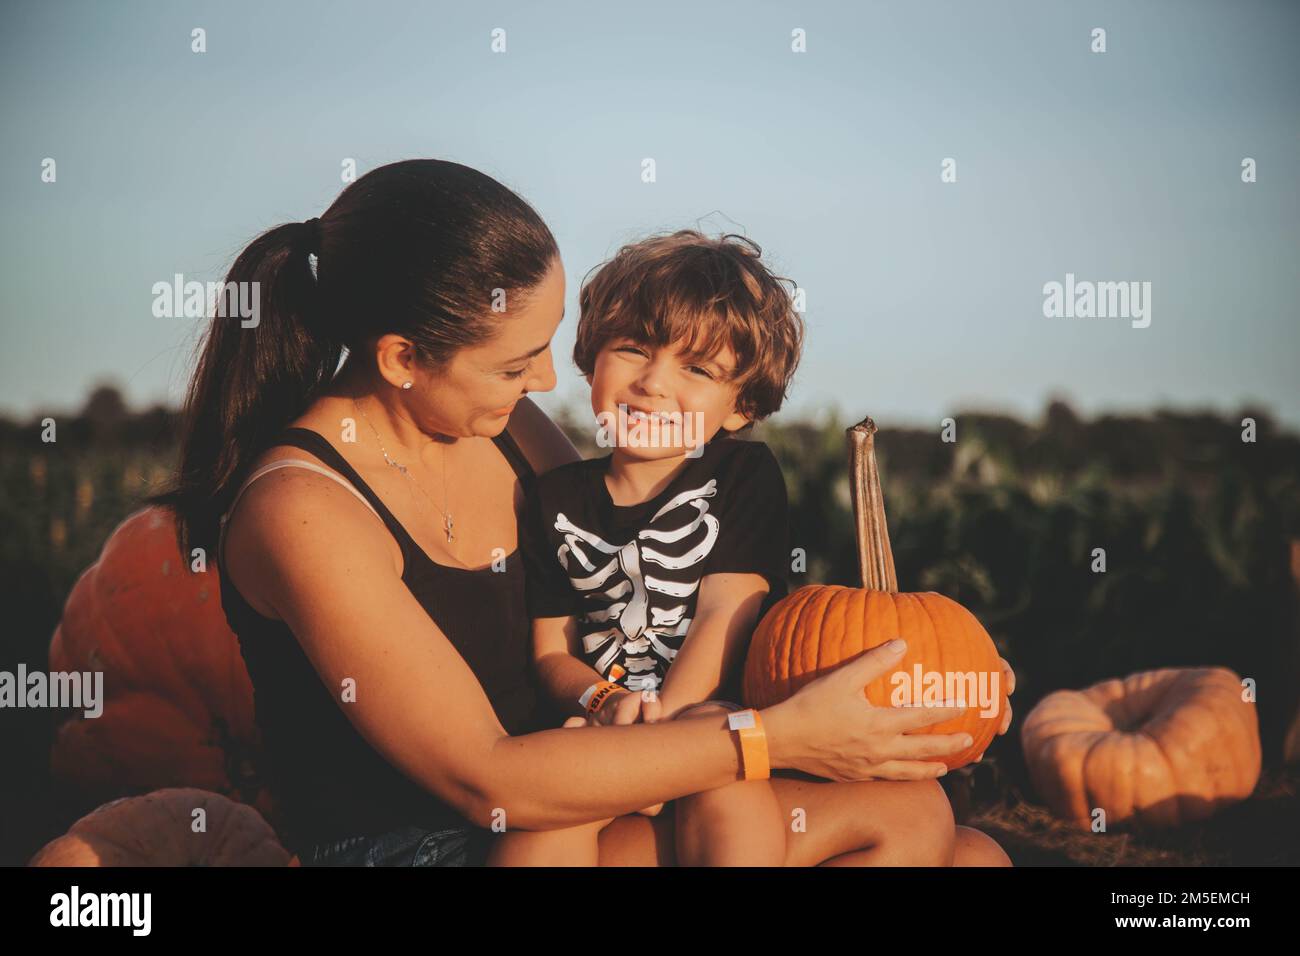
[
  {"left": 587, "top": 335, "right": 752, "bottom": 505},
  {"left": 588, "top": 337, "right": 750, "bottom": 458}
]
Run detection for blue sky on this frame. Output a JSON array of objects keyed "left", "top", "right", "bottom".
[{"left": 2, "top": 0, "right": 1297, "bottom": 429}]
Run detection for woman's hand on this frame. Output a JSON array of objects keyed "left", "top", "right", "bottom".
[
  {"left": 971, "top": 656, "right": 1016, "bottom": 763},
  {"left": 764, "top": 639, "right": 971, "bottom": 782},
  {"left": 996, "top": 657, "right": 1015, "bottom": 736}
]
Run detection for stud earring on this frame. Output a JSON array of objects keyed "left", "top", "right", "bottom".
[{"left": 402, "top": 381, "right": 413, "bottom": 390}]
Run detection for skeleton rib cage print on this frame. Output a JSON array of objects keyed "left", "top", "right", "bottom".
[
  {"left": 559, "top": 476, "right": 720, "bottom": 691},
  {"left": 522, "top": 438, "right": 791, "bottom": 694}
]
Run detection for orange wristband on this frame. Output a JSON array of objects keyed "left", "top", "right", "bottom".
[
  {"left": 580, "top": 681, "right": 623, "bottom": 716},
  {"left": 727, "top": 708, "right": 770, "bottom": 781}
]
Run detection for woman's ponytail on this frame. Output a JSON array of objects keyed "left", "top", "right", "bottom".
[{"left": 149, "top": 218, "right": 341, "bottom": 557}]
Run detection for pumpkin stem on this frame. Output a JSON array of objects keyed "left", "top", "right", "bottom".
[{"left": 848, "top": 416, "right": 898, "bottom": 592}]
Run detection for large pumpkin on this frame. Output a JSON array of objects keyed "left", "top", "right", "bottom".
[
  {"left": 1020, "top": 667, "right": 1261, "bottom": 830},
  {"left": 29, "top": 788, "right": 297, "bottom": 867},
  {"left": 48, "top": 507, "right": 273, "bottom": 819},
  {"left": 743, "top": 417, "right": 1005, "bottom": 769}
]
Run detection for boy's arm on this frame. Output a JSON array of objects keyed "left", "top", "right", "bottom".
[
  {"left": 655, "top": 572, "right": 770, "bottom": 719},
  {"left": 532, "top": 614, "right": 622, "bottom": 718},
  {"left": 656, "top": 442, "right": 789, "bottom": 718},
  {"left": 522, "top": 478, "right": 615, "bottom": 718}
]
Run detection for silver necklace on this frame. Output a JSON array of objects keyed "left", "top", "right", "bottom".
[{"left": 354, "top": 398, "right": 454, "bottom": 544}]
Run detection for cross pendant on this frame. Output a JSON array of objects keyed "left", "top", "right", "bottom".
[{"left": 445, "top": 514, "right": 454, "bottom": 543}]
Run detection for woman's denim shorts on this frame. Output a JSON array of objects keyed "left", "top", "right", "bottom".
[{"left": 303, "top": 824, "right": 493, "bottom": 867}]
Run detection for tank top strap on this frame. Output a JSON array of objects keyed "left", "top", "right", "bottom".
[
  {"left": 235, "top": 426, "right": 536, "bottom": 574},
  {"left": 271, "top": 427, "right": 419, "bottom": 565}
]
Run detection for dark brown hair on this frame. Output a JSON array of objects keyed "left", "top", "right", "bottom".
[
  {"left": 573, "top": 230, "right": 804, "bottom": 435},
  {"left": 150, "top": 159, "right": 558, "bottom": 556}
]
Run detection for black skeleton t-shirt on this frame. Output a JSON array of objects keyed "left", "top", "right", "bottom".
[{"left": 521, "top": 436, "right": 790, "bottom": 693}]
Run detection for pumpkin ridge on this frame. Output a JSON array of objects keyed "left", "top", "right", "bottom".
[
  {"left": 1204, "top": 669, "right": 1259, "bottom": 803},
  {"left": 92, "top": 577, "right": 213, "bottom": 728},
  {"left": 784, "top": 588, "right": 818, "bottom": 699},
  {"left": 1231, "top": 695, "right": 1262, "bottom": 798},
  {"left": 873, "top": 589, "right": 897, "bottom": 703},
  {"left": 797, "top": 590, "right": 814, "bottom": 680},
  {"left": 765, "top": 588, "right": 799, "bottom": 704},
  {"left": 812, "top": 587, "right": 840, "bottom": 690},
  {"left": 84, "top": 532, "right": 211, "bottom": 726},
  {"left": 1081, "top": 729, "right": 1119, "bottom": 828},
  {"left": 912, "top": 593, "right": 942, "bottom": 686},
  {"left": 203, "top": 792, "right": 247, "bottom": 861},
  {"left": 847, "top": 587, "right": 864, "bottom": 667},
  {"left": 914, "top": 594, "right": 970, "bottom": 751},
  {"left": 1141, "top": 726, "right": 1181, "bottom": 827},
  {"left": 1164, "top": 686, "right": 1242, "bottom": 816},
  {"left": 897, "top": 592, "right": 927, "bottom": 711}
]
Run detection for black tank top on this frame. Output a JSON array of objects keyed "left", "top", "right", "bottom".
[{"left": 218, "top": 426, "right": 547, "bottom": 853}]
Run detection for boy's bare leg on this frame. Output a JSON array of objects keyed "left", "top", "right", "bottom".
[
  {"left": 674, "top": 778, "right": 785, "bottom": 866},
  {"left": 778, "top": 775, "right": 956, "bottom": 866},
  {"left": 599, "top": 776, "right": 971, "bottom": 867},
  {"left": 670, "top": 702, "right": 786, "bottom": 866},
  {"left": 485, "top": 817, "right": 613, "bottom": 866},
  {"left": 950, "top": 825, "right": 1012, "bottom": 866}
]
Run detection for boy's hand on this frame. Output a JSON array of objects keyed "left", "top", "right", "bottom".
[
  {"left": 639, "top": 689, "right": 665, "bottom": 724},
  {"left": 593, "top": 688, "right": 643, "bottom": 726}
]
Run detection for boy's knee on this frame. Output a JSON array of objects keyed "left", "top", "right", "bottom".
[
  {"left": 907, "top": 778, "right": 957, "bottom": 865},
  {"left": 677, "top": 777, "right": 775, "bottom": 829},
  {"left": 854, "top": 778, "right": 955, "bottom": 866},
  {"left": 676, "top": 780, "right": 737, "bottom": 818}
]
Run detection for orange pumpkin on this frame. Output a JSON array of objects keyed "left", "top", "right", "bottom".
[
  {"left": 1020, "top": 667, "right": 1261, "bottom": 830},
  {"left": 48, "top": 507, "right": 273, "bottom": 819},
  {"left": 743, "top": 417, "right": 1005, "bottom": 769},
  {"left": 29, "top": 788, "right": 297, "bottom": 867}
]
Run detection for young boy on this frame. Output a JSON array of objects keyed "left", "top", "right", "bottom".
[{"left": 494, "top": 230, "right": 805, "bottom": 866}]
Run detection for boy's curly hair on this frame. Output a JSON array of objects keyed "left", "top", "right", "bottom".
[{"left": 573, "top": 230, "right": 805, "bottom": 435}]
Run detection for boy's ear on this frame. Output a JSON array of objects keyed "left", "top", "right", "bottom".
[{"left": 584, "top": 371, "right": 593, "bottom": 387}]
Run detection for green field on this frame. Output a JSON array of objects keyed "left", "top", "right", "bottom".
[{"left": 4, "top": 387, "right": 1299, "bottom": 865}]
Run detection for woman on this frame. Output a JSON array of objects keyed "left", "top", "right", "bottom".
[{"left": 154, "top": 159, "right": 1012, "bottom": 866}]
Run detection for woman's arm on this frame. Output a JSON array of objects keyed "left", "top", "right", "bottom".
[{"left": 229, "top": 470, "right": 972, "bottom": 833}]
